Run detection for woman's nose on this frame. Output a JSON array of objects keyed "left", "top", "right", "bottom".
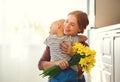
[{"left": 64, "top": 23, "right": 70, "bottom": 29}]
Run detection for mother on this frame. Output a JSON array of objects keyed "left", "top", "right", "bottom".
[{"left": 38, "top": 10, "right": 89, "bottom": 82}]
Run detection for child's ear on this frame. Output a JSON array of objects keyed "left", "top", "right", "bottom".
[{"left": 57, "top": 24, "right": 61, "bottom": 29}]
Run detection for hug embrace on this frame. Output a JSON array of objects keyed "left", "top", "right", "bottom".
[{"left": 38, "top": 10, "right": 94, "bottom": 82}]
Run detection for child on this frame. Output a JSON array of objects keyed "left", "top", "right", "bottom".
[{"left": 44, "top": 19, "right": 87, "bottom": 82}]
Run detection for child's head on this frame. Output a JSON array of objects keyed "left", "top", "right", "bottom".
[
  {"left": 64, "top": 10, "right": 89, "bottom": 36},
  {"left": 49, "top": 19, "right": 65, "bottom": 36}
]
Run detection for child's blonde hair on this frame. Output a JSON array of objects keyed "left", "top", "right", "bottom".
[{"left": 50, "top": 19, "right": 65, "bottom": 29}]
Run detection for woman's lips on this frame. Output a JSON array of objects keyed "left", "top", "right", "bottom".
[{"left": 64, "top": 30, "right": 70, "bottom": 32}]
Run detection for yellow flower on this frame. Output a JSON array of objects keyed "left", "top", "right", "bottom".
[
  {"left": 79, "top": 56, "right": 96, "bottom": 73},
  {"left": 73, "top": 42, "right": 96, "bottom": 73}
]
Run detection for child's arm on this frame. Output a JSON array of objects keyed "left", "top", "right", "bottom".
[{"left": 78, "top": 35, "right": 87, "bottom": 42}]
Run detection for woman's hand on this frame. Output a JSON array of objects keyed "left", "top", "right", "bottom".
[
  {"left": 78, "top": 65, "right": 84, "bottom": 79},
  {"left": 55, "top": 60, "right": 69, "bottom": 70},
  {"left": 60, "top": 41, "right": 73, "bottom": 56}
]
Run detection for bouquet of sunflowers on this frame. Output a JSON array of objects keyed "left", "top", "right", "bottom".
[{"left": 40, "top": 42, "right": 96, "bottom": 78}]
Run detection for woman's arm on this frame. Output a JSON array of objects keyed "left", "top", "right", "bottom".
[
  {"left": 38, "top": 46, "right": 55, "bottom": 70},
  {"left": 38, "top": 46, "right": 69, "bottom": 70}
]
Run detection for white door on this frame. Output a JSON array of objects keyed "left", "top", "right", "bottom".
[{"left": 114, "top": 35, "right": 120, "bottom": 82}]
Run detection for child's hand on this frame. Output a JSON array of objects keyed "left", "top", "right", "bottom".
[
  {"left": 55, "top": 60, "right": 69, "bottom": 70},
  {"left": 79, "top": 35, "right": 87, "bottom": 42}
]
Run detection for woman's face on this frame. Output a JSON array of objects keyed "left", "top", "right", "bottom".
[{"left": 64, "top": 15, "right": 81, "bottom": 36}]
